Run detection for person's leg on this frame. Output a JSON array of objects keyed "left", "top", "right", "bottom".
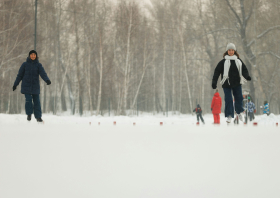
[
  {"left": 32, "top": 94, "right": 42, "bottom": 119},
  {"left": 217, "top": 114, "right": 220, "bottom": 124},
  {"left": 200, "top": 114, "right": 204, "bottom": 123},
  {"left": 25, "top": 94, "right": 33, "bottom": 116},
  {"left": 249, "top": 112, "right": 253, "bottom": 121},
  {"left": 232, "top": 85, "right": 244, "bottom": 114},
  {"left": 197, "top": 114, "right": 199, "bottom": 122},
  {"left": 223, "top": 87, "right": 234, "bottom": 118},
  {"left": 213, "top": 114, "right": 216, "bottom": 123}
]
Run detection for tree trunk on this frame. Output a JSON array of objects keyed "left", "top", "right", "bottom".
[
  {"left": 172, "top": 27, "right": 176, "bottom": 114},
  {"left": 178, "top": 26, "right": 193, "bottom": 113},
  {"left": 96, "top": 27, "right": 103, "bottom": 116},
  {"left": 162, "top": 35, "right": 166, "bottom": 115},
  {"left": 122, "top": 8, "right": 132, "bottom": 115},
  {"left": 131, "top": 26, "right": 148, "bottom": 110},
  {"left": 73, "top": 0, "right": 83, "bottom": 116}
]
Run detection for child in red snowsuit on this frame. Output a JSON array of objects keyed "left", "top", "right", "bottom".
[{"left": 211, "top": 90, "right": 222, "bottom": 124}]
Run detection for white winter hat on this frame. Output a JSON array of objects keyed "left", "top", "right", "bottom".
[{"left": 226, "top": 43, "right": 236, "bottom": 51}]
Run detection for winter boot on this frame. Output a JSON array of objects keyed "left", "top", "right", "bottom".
[
  {"left": 226, "top": 116, "right": 232, "bottom": 123},
  {"left": 237, "top": 114, "right": 243, "bottom": 122},
  {"left": 36, "top": 118, "right": 43, "bottom": 123},
  {"left": 27, "top": 115, "right": 31, "bottom": 121}
]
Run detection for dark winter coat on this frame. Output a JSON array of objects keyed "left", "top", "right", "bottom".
[
  {"left": 212, "top": 58, "right": 250, "bottom": 88},
  {"left": 193, "top": 105, "right": 202, "bottom": 114},
  {"left": 211, "top": 92, "right": 222, "bottom": 114},
  {"left": 13, "top": 57, "right": 50, "bottom": 95}
]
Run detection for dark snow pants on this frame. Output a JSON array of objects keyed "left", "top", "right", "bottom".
[
  {"left": 25, "top": 94, "right": 42, "bottom": 118},
  {"left": 245, "top": 112, "right": 254, "bottom": 122},
  {"left": 197, "top": 113, "right": 204, "bottom": 123},
  {"left": 223, "top": 85, "right": 244, "bottom": 118}
]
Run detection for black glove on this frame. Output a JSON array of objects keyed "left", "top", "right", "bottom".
[
  {"left": 13, "top": 86, "right": 17, "bottom": 91},
  {"left": 212, "top": 83, "right": 217, "bottom": 89},
  {"left": 246, "top": 76, "right": 251, "bottom": 81},
  {"left": 211, "top": 108, "right": 212, "bottom": 111},
  {"left": 46, "top": 80, "right": 51, "bottom": 85}
]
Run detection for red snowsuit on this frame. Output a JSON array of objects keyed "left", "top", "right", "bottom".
[{"left": 211, "top": 92, "right": 222, "bottom": 124}]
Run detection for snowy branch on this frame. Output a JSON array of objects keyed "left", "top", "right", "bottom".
[
  {"left": 247, "top": 25, "right": 280, "bottom": 47},
  {"left": 225, "top": 0, "right": 243, "bottom": 26},
  {"left": 257, "top": 25, "right": 280, "bottom": 39},
  {"left": 244, "top": 0, "right": 254, "bottom": 26},
  {"left": 257, "top": 51, "right": 280, "bottom": 60}
]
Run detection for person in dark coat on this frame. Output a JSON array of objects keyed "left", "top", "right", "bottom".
[
  {"left": 13, "top": 50, "right": 51, "bottom": 122},
  {"left": 193, "top": 104, "right": 205, "bottom": 124},
  {"left": 212, "top": 43, "right": 251, "bottom": 123},
  {"left": 211, "top": 89, "right": 222, "bottom": 124}
]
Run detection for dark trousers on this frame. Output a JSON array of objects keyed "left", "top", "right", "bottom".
[
  {"left": 223, "top": 85, "right": 244, "bottom": 118},
  {"left": 197, "top": 113, "right": 204, "bottom": 123},
  {"left": 25, "top": 94, "right": 42, "bottom": 118},
  {"left": 245, "top": 112, "right": 254, "bottom": 122}
]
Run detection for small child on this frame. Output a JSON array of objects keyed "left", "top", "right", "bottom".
[
  {"left": 193, "top": 104, "right": 205, "bottom": 124},
  {"left": 244, "top": 97, "right": 256, "bottom": 122},
  {"left": 211, "top": 89, "right": 222, "bottom": 124},
  {"left": 261, "top": 101, "right": 270, "bottom": 116}
]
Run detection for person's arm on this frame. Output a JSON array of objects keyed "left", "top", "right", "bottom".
[
  {"left": 240, "top": 59, "right": 251, "bottom": 80},
  {"left": 193, "top": 108, "right": 196, "bottom": 112},
  {"left": 212, "top": 61, "right": 223, "bottom": 89},
  {"left": 38, "top": 64, "right": 50, "bottom": 84},
  {"left": 211, "top": 98, "right": 214, "bottom": 109},
  {"left": 14, "top": 63, "right": 25, "bottom": 87}
]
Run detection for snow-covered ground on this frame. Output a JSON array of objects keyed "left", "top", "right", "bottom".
[{"left": 0, "top": 113, "right": 280, "bottom": 198}]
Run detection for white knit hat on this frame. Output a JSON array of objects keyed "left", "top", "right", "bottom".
[{"left": 226, "top": 43, "right": 236, "bottom": 51}]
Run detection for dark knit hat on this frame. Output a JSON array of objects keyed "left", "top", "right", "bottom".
[{"left": 29, "top": 50, "right": 37, "bottom": 57}]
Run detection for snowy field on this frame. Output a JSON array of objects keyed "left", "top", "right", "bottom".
[{"left": 1, "top": 113, "right": 280, "bottom": 198}]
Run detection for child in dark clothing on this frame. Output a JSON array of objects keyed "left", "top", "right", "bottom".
[{"left": 193, "top": 104, "right": 205, "bottom": 124}]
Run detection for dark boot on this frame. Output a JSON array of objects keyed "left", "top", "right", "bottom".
[
  {"left": 36, "top": 118, "right": 43, "bottom": 122},
  {"left": 27, "top": 115, "right": 31, "bottom": 121}
]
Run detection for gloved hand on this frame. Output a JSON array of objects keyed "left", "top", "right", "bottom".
[
  {"left": 246, "top": 76, "right": 251, "bottom": 81},
  {"left": 211, "top": 108, "right": 212, "bottom": 111},
  {"left": 212, "top": 83, "right": 217, "bottom": 89},
  {"left": 46, "top": 80, "right": 51, "bottom": 85},
  {"left": 13, "top": 86, "right": 16, "bottom": 91},
  {"left": 254, "top": 109, "right": 256, "bottom": 113}
]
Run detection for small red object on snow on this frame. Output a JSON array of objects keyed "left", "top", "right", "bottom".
[
  {"left": 276, "top": 123, "right": 278, "bottom": 126},
  {"left": 160, "top": 122, "right": 163, "bottom": 125},
  {"left": 114, "top": 121, "right": 116, "bottom": 125},
  {"left": 196, "top": 122, "right": 199, "bottom": 125},
  {"left": 98, "top": 122, "right": 100, "bottom": 125},
  {"left": 253, "top": 122, "right": 258, "bottom": 126},
  {"left": 89, "top": 122, "right": 91, "bottom": 125},
  {"left": 133, "top": 123, "right": 136, "bottom": 126}
]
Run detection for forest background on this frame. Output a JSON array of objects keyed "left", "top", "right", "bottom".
[{"left": 1, "top": 0, "right": 280, "bottom": 116}]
